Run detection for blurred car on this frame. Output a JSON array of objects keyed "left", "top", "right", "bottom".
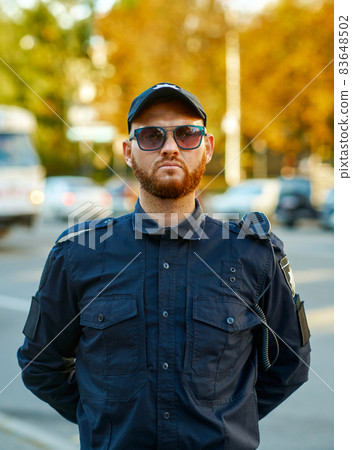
[
  {"left": 104, "top": 177, "right": 139, "bottom": 216},
  {"left": 204, "top": 178, "right": 280, "bottom": 220},
  {"left": 319, "top": 188, "right": 334, "bottom": 230},
  {"left": 43, "top": 176, "right": 113, "bottom": 222},
  {"left": 275, "top": 177, "right": 317, "bottom": 227}
]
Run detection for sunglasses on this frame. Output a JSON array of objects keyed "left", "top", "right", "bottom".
[{"left": 129, "top": 125, "right": 207, "bottom": 151}]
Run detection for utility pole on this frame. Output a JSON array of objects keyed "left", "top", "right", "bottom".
[{"left": 222, "top": 5, "right": 241, "bottom": 186}]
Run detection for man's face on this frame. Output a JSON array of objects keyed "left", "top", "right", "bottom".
[{"left": 123, "top": 100, "right": 214, "bottom": 199}]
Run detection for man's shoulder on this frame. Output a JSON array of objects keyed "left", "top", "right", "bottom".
[
  {"left": 55, "top": 212, "right": 133, "bottom": 245},
  {"left": 204, "top": 211, "right": 285, "bottom": 251},
  {"left": 268, "top": 231, "right": 284, "bottom": 253},
  {"left": 204, "top": 211, "right": 270, "bottom": 237},
  {"left": 203, "top": 213, "right": 241, "bottom": 233}
]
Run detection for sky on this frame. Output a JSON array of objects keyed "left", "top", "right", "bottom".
[
  {"left": 1, "top": 0, "right": 280, "bottom": 29},
  {"left": 94, "top": 0, "right": 278, "bottom": 14}
]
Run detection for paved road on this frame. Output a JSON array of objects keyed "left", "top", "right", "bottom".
[
  {"left": 259, "top": 224, "right": 333, "bottom": 450},
  {"left": 0, "top": 219, "right": 333, "bottom": 449},
  {"left": 0, "top": 221, "right": 80, "bottom": 450}
]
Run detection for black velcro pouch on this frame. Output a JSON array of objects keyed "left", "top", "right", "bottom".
[
  {"left": 295, "top": 294, "right": 310, "bottom": 347},
  {"left": 23, "top": 295, "right": 41, "bottom": 340}
]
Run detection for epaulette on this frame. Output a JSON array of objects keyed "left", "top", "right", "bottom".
[
  {"left": 229, "top": 212, "right": 272, "bottom": 240},
  {"left": 55, "top": 217, "right": 115, "bottom": 244},
  {"left": 239, "top": 211, "right": 284, "bottom": 252}
]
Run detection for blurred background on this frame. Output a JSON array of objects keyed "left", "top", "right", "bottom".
[{"left": 0, "top": 0, "right": 333, "bottom": 448}]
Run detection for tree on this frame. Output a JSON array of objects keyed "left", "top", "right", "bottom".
[
  {"left": 95, "top": 0, "right": 333, "bottom": 184},
  {"left": 0, "top": 0, "right": 333, "bottom": 181},
  {"left": 94, "top": 0, "right": 228, "bottom": 181},
  {"left": 0, "top": 1, "right": 93, "bottom": 174},
  {"left": 240, "top": 0, "right": 333, "bottom": 171}
]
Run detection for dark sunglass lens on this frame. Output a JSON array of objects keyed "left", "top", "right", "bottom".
[
  {"left": 175, "top": 126, "right": 202, "bottom": 149},
  {"left": 138, "top": 127, "right": 164, "bottom": 150}
]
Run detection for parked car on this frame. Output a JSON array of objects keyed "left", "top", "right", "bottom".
[
  {"left": 43, "top": 176, "right": 113, "bottom": 222},
  {"left": 319, "top": 188, "right": 334, "bottom": 230},
  {"left": 275, "top": 177, "right": 317, "bottom": 227},
  {"left": 104, "top": 177, "right": 139, "bottom": 216},
  {"left": 204, "top": 178, "right": 280, "bottom": 220}
]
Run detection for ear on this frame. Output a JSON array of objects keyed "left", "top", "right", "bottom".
[
  {"left": 205, "top": 134, "right": 214, "bottom": 165},
  {"left": 123, "top": 139, "right": 133, "bottom": 169}
]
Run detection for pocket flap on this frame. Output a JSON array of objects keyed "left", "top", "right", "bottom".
[
  {"left": 79, "top": 295, "right": 137, "bottom": 329},
  {"left": 193, "top": 297, "right": 261, "bottom": 332}
]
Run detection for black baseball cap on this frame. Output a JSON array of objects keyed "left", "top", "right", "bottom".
[{"left": 127, "top": 82, "right": 207, "bottom": 132}]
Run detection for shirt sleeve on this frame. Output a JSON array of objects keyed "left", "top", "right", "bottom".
[
  {"left": 17, "top": 242, "right": 80, "bottom": 423},
  {"left": 255, "top": 234, "right": 311, "bottom": 420}
]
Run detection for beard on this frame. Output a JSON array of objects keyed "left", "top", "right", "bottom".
[{"left": 131, "top": 151, "right": 207, "bottom": 199}]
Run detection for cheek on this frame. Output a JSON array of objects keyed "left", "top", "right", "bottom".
[
  {"left": 133, "top": 151, "right": 155, "bottom": 170},
  {"left": 185, "top": 151, "right": 205, "bottom": 169}
]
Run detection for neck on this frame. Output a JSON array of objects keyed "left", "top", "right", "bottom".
[{"left": 138, "top": 188, "right": 196, "bottom": 227}]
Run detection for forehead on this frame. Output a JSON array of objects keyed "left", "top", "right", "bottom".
[{"left": 131, "top": 99, "right": 204, "bottom": 129}]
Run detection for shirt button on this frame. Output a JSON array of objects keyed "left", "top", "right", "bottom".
[
  {"left": 98, "top": 314, "right": 104, "bottom": 322},
  {"left": 230, "top": 277, "right": 236, "bottom": 282},
  {"left": 163, "top": 311, "right": 169, "bottom": 318},
  {"left": 162, "top": 362, "right": 169, "bottom": 370},
  {"left": 163, "top": 262, "right": 170, "bottom": 269},
  {"left": 227, "top": 317, "right": 234, "bottom": 325},
  {"left": 164, "top": 412, "right": 170, "bottom": 420}
]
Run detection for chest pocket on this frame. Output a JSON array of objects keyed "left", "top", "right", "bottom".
[
  {"left": 79, "top": 295, "right": 138, "bottom": 375},
  {"left": 192, "top": 297, "right": 261, "bottom": 377}
]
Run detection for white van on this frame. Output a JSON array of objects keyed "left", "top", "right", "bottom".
[{"left": 0, "top": 105, "right": 45, "bottom": 238}]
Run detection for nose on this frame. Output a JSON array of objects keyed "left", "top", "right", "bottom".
[{"left": 160, "top": 130, "right": 180, "bottom": 156}]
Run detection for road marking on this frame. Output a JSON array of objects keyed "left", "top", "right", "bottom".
[
  {"left": 294, "top": 268, "right": 334, "bottom": 284},
  {"left": 0, "top": 412, "right": 79, "bottom": 450},
  {"left": 306, "top": 306, "right": 334, "bottom": 333},
  {"left": 4, "top": 269, "right": 43, "bottom": 283},
  {"left": 0, "top": 294, "right": 30, "bottom": 312}
]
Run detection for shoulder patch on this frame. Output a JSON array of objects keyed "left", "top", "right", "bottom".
[{"left": 280, "top": 256, "right": 296, "bottom": 296}]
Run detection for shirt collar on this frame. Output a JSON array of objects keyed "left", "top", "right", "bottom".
[{"left": 132, "top": 197, "right": 206, "bottom": 240}]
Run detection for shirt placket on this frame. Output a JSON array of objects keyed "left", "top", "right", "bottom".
[{"left": 157, "top": 236, "right": 178, "bottom": 449}]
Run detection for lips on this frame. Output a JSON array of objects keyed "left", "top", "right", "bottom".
[
  {"left": 160, "top": 163, "right": 181, "bottom": 168},
  {"left": 157, "top": 160, "right": 183, "bottom": 169}
]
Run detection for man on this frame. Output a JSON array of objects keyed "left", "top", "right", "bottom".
[{"left": 18, "top": 82, "right": 311, "bottom": 449}]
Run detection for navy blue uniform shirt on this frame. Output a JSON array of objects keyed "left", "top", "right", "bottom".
[{"left": 18, "top": 199, "right": 310, "bottom": 449}]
